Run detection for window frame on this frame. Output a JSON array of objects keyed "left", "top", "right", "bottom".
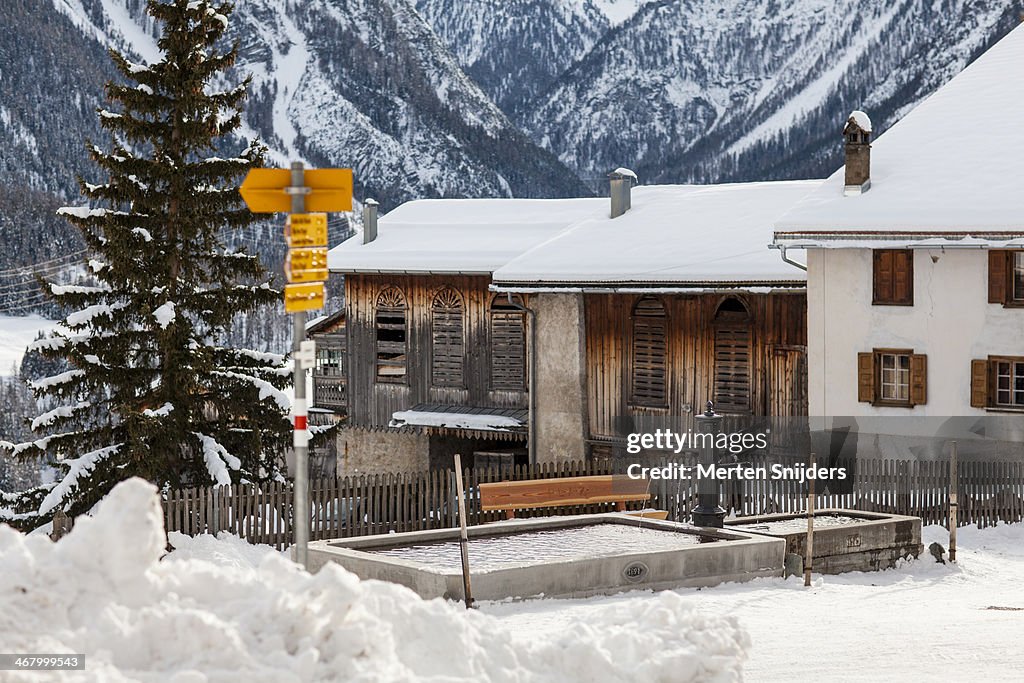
[
  {"left": 712, "top": 297, "right": 753, "bottom": 414},
  {"left": 876, "top": 350, "right": 912, "bottom": 406},
  {"left": 1012, "top": 252, "right": 1024, "bottom": 303},
  {"left": 430, "top": 287, "right": 465, "bottom": 389},
  {"left": 860, "top": 348, "right": 925, "bottom": 408},
  {"left": 629, "top": 296, "right": 668, "bottom": 408},
  {"left": 315, "top": 347, "right": 343, "bottom": 378},
  {"left": 991, "top": 356, "right": 1024, "bottom": 409},
  {"left": 374, "top": 286, "right": 408, "bottom": 385},
  {"left": 489, "top": 294, "right": 527, "bottom": 392}
]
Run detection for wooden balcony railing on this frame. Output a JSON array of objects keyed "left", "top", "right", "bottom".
[{"left": 312, "top": 375, "right": 347, "bottom": 412}]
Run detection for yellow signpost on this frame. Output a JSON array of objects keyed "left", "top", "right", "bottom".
[
  {"left": 284, "top": 247, "right": 329, "bottom": 284},
  {"left": 285, "top": 213, "right": 328, "bottom": 248},
  {"left": 283, "top": 282, "right": 325, "bottom": 312},
  {"left": 240, "top": 168, "right": 353, "bottom": 213},
  {"left": 238, "top": 162, "right": 353, "bottom": 571}
]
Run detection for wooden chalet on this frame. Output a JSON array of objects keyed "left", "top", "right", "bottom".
[
  {"left": 489, "top": 177, "right": 820, "bottom": 461},
  {"left": 318, "top": 177, "right": 820, "bottom": 473},
  {"left": 320, "top": 198, "right": 604, "bottom": 474}
]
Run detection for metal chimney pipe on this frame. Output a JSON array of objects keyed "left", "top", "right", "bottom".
[
  {"left": 608, "top": 168, "right": 636, "bottom": 218},
  {"left": 362, "top": 198, "right": 379, "bottom": 244}
]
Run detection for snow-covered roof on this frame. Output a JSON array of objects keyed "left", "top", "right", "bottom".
[
  {"left": 328, "top": 198, "right": 606, "bottom": 274},
  {"left": 389, "top": 404, "right": 527, "bottom": 433},
  {"left": 774, "top": 24, "right": 1024, "bottom": 239},
  {"left": 491, "top": 182, "right": 821, "bottom": 287}
]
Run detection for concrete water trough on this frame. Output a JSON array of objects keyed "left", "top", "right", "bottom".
[
  {"left": 306, "top": 513, "right": 785, "bottom": 601},
  {"left": 725, "top": 509, "right": 923, "bottom": 574}
]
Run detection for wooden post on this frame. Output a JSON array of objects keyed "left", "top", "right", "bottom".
[
  {"left": 949, "top": 441, "right": 958, "bottom": 563},
  {"left": 50, "top": 509, "right": 73, "bottom": 541},
  {"left": 453, "top": 454, "right": 474, "bottom": 609},
  {"left": 804, "top": 452, "right": 816, "bottom": 587}
]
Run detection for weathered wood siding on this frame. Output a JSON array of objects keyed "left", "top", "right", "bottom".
[
  {"left": 345, "top": 274, "right": 528, "bottom": 427},
  {"left": 585, "top": 292, "right": 807, "bottom": 440}
]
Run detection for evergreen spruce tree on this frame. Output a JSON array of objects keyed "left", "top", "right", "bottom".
[{"left": 0, "top": 0, "right": 292, "bottom": 529}]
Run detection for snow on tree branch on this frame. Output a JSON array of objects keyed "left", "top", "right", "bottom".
[
  {"left": 38, "top": 444, "right": 122, "bottom": 515},
  {"left": 28, "top": 370, "right": 85, "bottom": 392},
  {"left": 66, "top": 302, "right": 130, "bottom": 327},
  {"left": 143, "top": 403, "right": 174, "bottom": 418},
  {"left": 212, "top": 371, "right": 291, "bottom": 411},
  {"left": 31, "top": 402, "right": 91, "bottom": 431},
  {"left": 194, "top": 433, "right": 241, "bottom": 486}
]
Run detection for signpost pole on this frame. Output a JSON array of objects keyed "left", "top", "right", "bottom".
[
  {"left": 290, "top": 160, "right": 309, "bottom": 570},
  {"left": 238, "top": 162, "right": 351, "bottom": 570}
]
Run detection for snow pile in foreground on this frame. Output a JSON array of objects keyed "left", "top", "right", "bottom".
[{"left": 0, "top": 479, "right": 749, "bottom": 683}]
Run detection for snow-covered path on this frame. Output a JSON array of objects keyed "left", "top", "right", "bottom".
[{"left": 482, "top": 524, "right": 1024, "bottom": 682}]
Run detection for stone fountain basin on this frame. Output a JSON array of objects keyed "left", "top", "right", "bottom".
[
  {"left": 726, "top": 508, "right": 923, "bottom": 574},
  {"left": 306, "top": 513, "right": 785, "bottom": 601}
]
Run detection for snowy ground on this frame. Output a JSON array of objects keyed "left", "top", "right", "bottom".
[
  {"left": 0, "top": 315, "right": 58, "bottom": 375},
  {"left": 483, "top": 524, "right": 1024, "bottom": 682},
  {"left": 3, "top": 479, "right": 1022, "bottom": 682}
]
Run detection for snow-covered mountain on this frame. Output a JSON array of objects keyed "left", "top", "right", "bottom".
[
  {"left": 412, "top": 0, "right": 646, "bottom": 116},
  {"left": 2, "top": 0, "right": 1021, "bottom": 286},
  {"left": 419, "top": 0, "right": 1021, "bottom": 187}
]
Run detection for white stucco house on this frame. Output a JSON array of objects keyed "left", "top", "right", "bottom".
[{"left": 772, "top": 25, "right": 1024, "bottom": 435}]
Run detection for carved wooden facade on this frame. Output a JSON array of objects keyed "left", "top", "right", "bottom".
[
  {"left": 584, "top": 292, "right": 807, "bottom": 445},
  {"left": 343, "top": 273, "right": 529, "bottom": 428}
]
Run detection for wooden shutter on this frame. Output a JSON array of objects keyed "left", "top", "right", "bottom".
[
  {"left": 491, "top": 302, "right": 526, "bottom": 390},
  {"left": 857, "top": 352, "right": 875, "bottom": 402},
  {"left": 873, "top": 250, "right": 913, "bottom": 305},
  {"left": 873, "top": 250, "right": 893, "bottom": 303},
  {"left": 909, "top": 354, "right": 927, "bottom": 405},
  {"left": 714, "top": 325, "right": 751, "bottom": 413},
  {"left": 970, "top": 359, "right": 989, "bottom": 408},
  {"left": 631, "top": 297, "right": 667, "bottom": 406},
  {"left": 988, "top": 251, "right": 1009, "bottom": 304},
  {"left": 431, "top": 289, "right": 464, "bottom": 387},
  {"left": 893, "top": 251, "right": 913, "bottom": 304}
]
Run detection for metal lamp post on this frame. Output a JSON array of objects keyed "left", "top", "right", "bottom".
[{"left": 692, "top": 400, "right": 726, "bottom": 528}]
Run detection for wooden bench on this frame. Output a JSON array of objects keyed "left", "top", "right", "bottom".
[{"left": 478, "top": 474, "right": 669, "bottom": 521}]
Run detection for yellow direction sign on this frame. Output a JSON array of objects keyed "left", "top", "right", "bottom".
[
  {"left": 285, "top": 247, "right": 329, "bottom": 283},
  {"left": 283, "top": 282, "right": 325, "bottom": 313},
  {"left": 286, "top": 213, "right": 328, "bottom": 248},
  {"left": 240, "top": 168, "right": 353, "bottom": 213}
]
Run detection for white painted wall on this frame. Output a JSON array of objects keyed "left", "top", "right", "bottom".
[{"left": 807, "top": 248, "right": 1024, "bottom": 419}]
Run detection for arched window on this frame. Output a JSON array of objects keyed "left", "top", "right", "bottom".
[
  {"left": 375, "top": 287, "right": 407, "bottom": 383},
  {"left": 431, "top": 287, "right": 464, "bottom": 387},
  {"left": 630, "top": 296, "right": 667, "bottom": 407},
  {"left": 490, "top": 295, "right": 526, "bottom": 390},
  {"left": 713, "top": 297, "right": 751, "bottom": 413}
]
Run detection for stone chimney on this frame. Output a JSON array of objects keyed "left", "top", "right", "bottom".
[
  {"left": 362, "top": 198, "right": 379, "bottom": 244},
  {"left": 843, "top": 110, "right": 872, "bottom": 195},
  {"left": 608, "top": 167, "right": 637, "bottom": 218}
]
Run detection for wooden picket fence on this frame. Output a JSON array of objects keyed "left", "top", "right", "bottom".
[
  {"left": 163, "top": 457, "right": 1024, "bottom": 550},
  {"left": 163, "top": 460, "right": 618, "bottom": 550},
  {"left": 648, "top": 457, "right": 1024, "bottom": 529}
]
